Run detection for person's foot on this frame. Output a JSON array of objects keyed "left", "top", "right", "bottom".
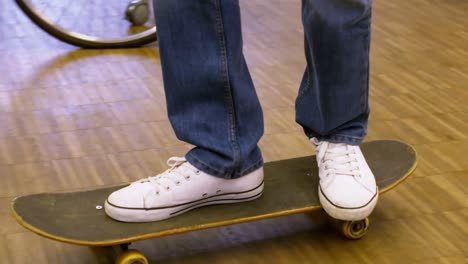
[
  {"left": 105, "top": 157, "right": 264, "bottom": 222},
  {"left": 311, "top": 138, "right": 378, "bottom": 221}
]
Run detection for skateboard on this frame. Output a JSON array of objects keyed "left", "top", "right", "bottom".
[{"left": 11, "top": 140, "right": 417, "bottom": 264}]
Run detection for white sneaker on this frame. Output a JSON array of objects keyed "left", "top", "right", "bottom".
[
  {"left": 312, "top": 138, "right": 378, "bottom": 221},
  {"left": 105, "top": 157, "right": 264, "bottom": 222}
]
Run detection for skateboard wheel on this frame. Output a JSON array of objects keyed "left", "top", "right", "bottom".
[
  {"left": 116, "top": 249, "right": 149, "bottom": 264},
  {"left": 340, "top": 218, "right": 370, "bottom": 240}
]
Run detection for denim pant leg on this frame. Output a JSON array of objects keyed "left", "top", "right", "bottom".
[
  {"left": 296, "top": 0, "right": 373, "bottom": 145},
  {"left": 153, "top": 0, "right": 264, "bottom": 179}
]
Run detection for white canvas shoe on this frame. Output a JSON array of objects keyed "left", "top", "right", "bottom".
[
  {"left": 312, "top": 138, "right": 378, "bottom": 221},
  {"left": 105, "top": 157, "right": 264, "bottom": 222}
]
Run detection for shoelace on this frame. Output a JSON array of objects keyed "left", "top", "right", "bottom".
[
  {"left": 139, "top": 157, "right": 199, "bottom": 194},
  {"left": 315, "top": 141, "right": 361, "bottom": 178}
]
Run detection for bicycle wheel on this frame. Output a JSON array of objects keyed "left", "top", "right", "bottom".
[{"left": 16, "top": 0, "right": 157, "bottom": 49}]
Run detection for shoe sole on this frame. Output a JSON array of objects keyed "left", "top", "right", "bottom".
[
  {"left": 318, "top": 185, "right": 379, "bottom": 221},
  {"left": 105, "top": 182, "right": 264, "bottom": 222}
]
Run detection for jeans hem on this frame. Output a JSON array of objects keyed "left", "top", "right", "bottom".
[
  {"left": 186, "top": 153, "right": 264, "bottom": 179},
  {"left": 308, "top": 133, "right": 364, "bottom": 145}
]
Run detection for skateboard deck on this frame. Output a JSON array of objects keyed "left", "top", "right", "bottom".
[{"left": 11, "top": 140, "right": 417, "bottom": 261}]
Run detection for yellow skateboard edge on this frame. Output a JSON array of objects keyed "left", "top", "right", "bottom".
[{"left": 10, "top": 140, "right": 418, "bottom": 247}]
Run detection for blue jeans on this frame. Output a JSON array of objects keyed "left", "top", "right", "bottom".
[{"left": 153, "top": 0, "right": 372, "bottom": 179}]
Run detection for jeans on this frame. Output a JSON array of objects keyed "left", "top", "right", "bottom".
[{"left": 153, "top": 0, "right": 372, "bottom": 179}]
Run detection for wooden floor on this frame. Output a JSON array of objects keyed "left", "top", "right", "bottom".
[{"left": 1, "top": 0, "right": 467, "bottom": 263}]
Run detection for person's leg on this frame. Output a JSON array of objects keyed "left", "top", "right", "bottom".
[
  {"left": 296, "top": 0, "right": 371, "bottom": 142},
  {"left": 105, "top": 0, "right": 265, "bottom": 222},
  {"left": 297, "top": 0, "right": 378, "bottom": 221},
  {"left": 155, "top": 0, "right": 264, "bottom": 179}
]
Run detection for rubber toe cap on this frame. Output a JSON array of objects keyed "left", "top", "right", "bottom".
[
  {"left": 321, "top": 177, "right": 377, "bottom": 209},
  {"left": 106, "top": 184, "right": 146, "bottom": 209}
]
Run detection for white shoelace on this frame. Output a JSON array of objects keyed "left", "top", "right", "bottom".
[
  {"left": 139, "top": 157, "right": 199, "bottom": 194},
  {"left": 315, "top": 141, "right": 361, "bottom": 178}
]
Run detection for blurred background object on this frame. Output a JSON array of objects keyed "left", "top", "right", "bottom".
[{"left": 15, "top": 0, "right": 156, "bottom": 48}]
